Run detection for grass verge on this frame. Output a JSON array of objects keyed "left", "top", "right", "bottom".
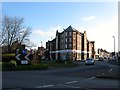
[
  {"left": 41, "top": 60, "right": 78, "bottom": 68},
  {"left": 2, "top": 62, "right": 48, "bottom": 71},
  {"left": 2, "top": 60, "right": 78, "bottom": 71}
]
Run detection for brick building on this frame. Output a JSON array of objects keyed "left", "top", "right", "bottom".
[
  {"left": 46, "top": 25, "right": 95, "bottom": 61},
  {"left": 98, "top": 48, "right": 111, "bottom": 59},
  {"left": 38, "top": 47, "right": 46, "bottom": 57}
]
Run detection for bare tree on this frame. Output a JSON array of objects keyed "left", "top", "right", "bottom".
[{"left": 1, "top": 15, "right": 32, "bottom": 53}]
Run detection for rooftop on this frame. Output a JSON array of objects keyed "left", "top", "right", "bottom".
[{"left": 65, "top": 25, "right": 77, "bottom": 31}]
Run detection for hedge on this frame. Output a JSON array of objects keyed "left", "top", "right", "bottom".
[
  {"left": 2, "top": 62, "right": 49, "bottom": 71},
  {"left": 2, "top": 54, "right": 15, "bottom": 62}
]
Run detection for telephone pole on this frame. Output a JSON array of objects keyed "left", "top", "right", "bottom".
[{"left": 113, "top": 36, "right": 115, "bottom": 59}]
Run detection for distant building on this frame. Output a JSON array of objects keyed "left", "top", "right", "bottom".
[
  {"left": 46, "top": 25, "right": 95, "bottom": 61},
  {"left": 38, "top": 46, "right": 46, "bottom": 59},
  {"left": 98, "top": 48, "right": 111, "bottom": 59},
  {"left": 87, "top": 41, "right": 95, "bottom": 59}
]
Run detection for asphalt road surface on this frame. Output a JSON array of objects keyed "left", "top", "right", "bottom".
[{"left": 2, "top": 60, "right": 119, "bottom": 89}]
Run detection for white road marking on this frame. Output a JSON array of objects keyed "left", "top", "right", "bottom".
[
  {"left": 108, "top": 68, "right": 112, "bottom": 72},
  {"left": 65, "top": 81, "right": 77, "bottom": 84},
  {"left": 36, "top": 84, "right": 54, "bottom": 88},
  {"left": 85, "top": 77, "right": 96, "bottom": 80},
  {"left": 58, "top": 84, "right": 81, "bottom": 88}
]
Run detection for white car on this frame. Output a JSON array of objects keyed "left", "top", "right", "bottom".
[{"left": 85, "top": 59, "right": 95, "bottom": 65}]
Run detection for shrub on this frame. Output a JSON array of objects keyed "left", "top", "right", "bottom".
[
  {"left": 67, "top": 60, "right": 73, "bottom": 64},
  {"left": 63, "top": 63, "right": 78, "bottom": 67},
  {"left": 2, "top": 63, "right": 49, "bottom": 71},
  {"left": 10, "top": 60, "right": 17, "bottom": 67},
  {"left": 2, "top": 62, "right": 15, "bottom": 69},
  {"left": 2, "top": 54, "right": 15, "bottom": 62},
  {"left": 56, "top": 60, "right": 65, "bottom": 63},
  {"left": 20, "top": 64, "right": 48, "bottom": 70}
]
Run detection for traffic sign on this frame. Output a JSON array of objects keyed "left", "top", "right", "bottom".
[
  {"left": 15, "top": 53, "right": 31, "bottom": 64},
  {"left": 22, "top": 50, "right": 27, "bottom": 55},
  {"left": 25, "top": 53, "right": 31, "bottom": 60},
  {"left": 21, "top": 60, "right": 28, "bottom": 64},
  {"left": 15, "top": 54, "right": 21, "bottom": 61}
]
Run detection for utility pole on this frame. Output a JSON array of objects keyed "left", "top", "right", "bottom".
[
  {"left": 41, "top": 41, "right": 43, "bottom": 47},
  {"left": 113, "top": 36, "right": 115, "bottom": 59},
  {"left": 50, "top": 37, "right": 52, "bottom": 60}
]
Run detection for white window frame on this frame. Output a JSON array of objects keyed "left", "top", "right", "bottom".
[
  {"left": 73, "top": 38, "right": 76, "bottom": 42},
  {"left": 69, "top": 44, "right": 72, "bottom": 47},
  {"left": 66, "top": 44, "right": 67, "bottom": 48},
  {"left": 73, "top": 32, "right": 76, "bottom": 36},
  {"left": 69, "top": 38, "right": 72, "bottom": 42},
  {"left": 66, "top": 32, "right": 67, "bottom": 36},
  {"left": 74, "top": 44, "right": 76, "bottom": 48},
  {"left": 66, "top": 38, "right": 67, "bottom": 42},
  {"left": 69, "top": 32, "right": 72, "bottom": 36}
]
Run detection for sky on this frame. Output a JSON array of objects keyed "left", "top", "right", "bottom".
[{"left": 2, "top": 2, "right": 118, "bottom": 52}]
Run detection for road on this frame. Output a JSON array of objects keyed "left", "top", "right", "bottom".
[{"left": 2, "top": 60, "right": 119, "bottom": 89}]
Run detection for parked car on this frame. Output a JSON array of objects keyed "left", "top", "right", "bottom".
[
  {"left": 94, "top": 58, "right": 98, "bottom": 61},
  {"left": 98, "top": 58, "right": 104, "bottom": 61},
  {"left": 85, "top": 58, "right": 95, "bottom": 65},
  {"left": 81, "top": 59, "right": 85, "bottom": 62}
]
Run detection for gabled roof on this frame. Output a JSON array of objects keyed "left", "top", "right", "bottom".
[{"left": 64, "top": 25, "right": 77, "bottom": 31}]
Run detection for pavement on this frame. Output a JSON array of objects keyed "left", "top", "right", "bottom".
[
  {"left": 96, "top": 69, "right": 119, "bottom": 79},
  {"left": 96, "top": 59, "right": 120, "bottom": 80}
]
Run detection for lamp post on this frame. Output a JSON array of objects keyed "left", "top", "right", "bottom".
[
  {"left": 50, "top": 37, "right": 52, "bottom": 60},
  {"left": 113, "top": 36, "right": 115, "bottom": 59}
]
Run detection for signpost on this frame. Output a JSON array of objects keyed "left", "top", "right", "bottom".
[
  {"left": 22, "top": 49, "right": 27, "bottom": 55},
  {"left": 21, "top": 60, "right": 29, "bottom": 64},
  {"left": 25, "top": 53, "right": 31, "bottom": 60},
  {"left": 15, "top": 54, "right": 21, "bottom": 61},
  {"left": 15, "top": 49, "right": 32, "bottom": 65}
]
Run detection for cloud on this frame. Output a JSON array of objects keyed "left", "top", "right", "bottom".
[
  {"left": 51, "top": 26, "right": 62, "bottom": 32},
  {"left": 76, "top": 26, "right": 88, "bottom": 33},
  {"left": 33, "top": 26, "right": 62, "bottom": 38},
  {"left": 33, "top": 30, "right": 54, "bottom": 37},
  {"left": 83, "top": 16, "right": 96, "bottom": 21},
  {"left": 80, "top": 16, "right": 118, "bottom": 52},
  {"left": 31, "top": 26, "right": 63, "bottom": 48}
]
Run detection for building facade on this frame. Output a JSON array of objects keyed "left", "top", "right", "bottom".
[
  {"left": 98, "top": 48, "right": 111, "bottom": 59},
  {"left": 46, "top": 25, "right": 95, "bottom": 61},
  {"left": 38, "top": 46, "right": 46, "bottom": 59}
]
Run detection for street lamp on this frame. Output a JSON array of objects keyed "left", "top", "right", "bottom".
[{"left": 113, "top": 36, "right": 115, "bottom": 58}]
